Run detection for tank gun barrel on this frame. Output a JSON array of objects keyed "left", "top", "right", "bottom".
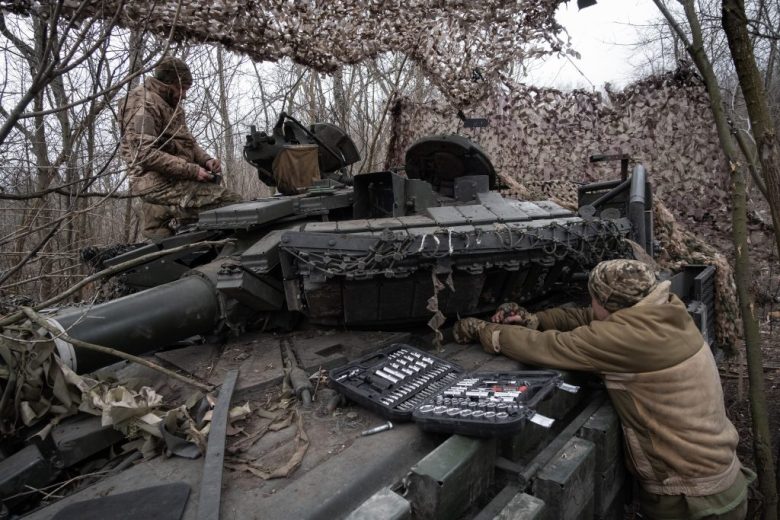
[{"left": 49, "top": 276, "right": 219, "bottom": 374}]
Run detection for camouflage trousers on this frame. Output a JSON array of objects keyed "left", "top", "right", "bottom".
[
  {"left": 136, "top": 179, "right": 242, "bottom": 239},
  {"left": 638, "top": 492, "right": 748, "bottom": 520},
  {"left": 637, "top": 466, "right": 753, "bottom": 520}
]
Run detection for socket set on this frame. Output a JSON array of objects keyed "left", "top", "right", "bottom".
[
  {"left": 329, "top": 344, "right": 463, "bottom": 421},
  {"left": 411, "top": 372, "right": 564, "bottom": 437},
  {"left": 330, "top": 344, "right": 572, "bottom": 436}
]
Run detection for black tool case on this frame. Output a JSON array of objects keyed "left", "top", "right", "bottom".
[
  {"left": 329, "top": 344, "right": 570, "bottom": 437},
  {"left": 329, "top": 344, "right": 464, "bottom": 422}
]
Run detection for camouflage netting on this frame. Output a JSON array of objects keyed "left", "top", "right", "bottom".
[
  {"left": 387, "top": 67, "right": 740, "bottom": 351},
  {"left": 0, "top": 320, "right": 240, "bottom": 457},
  {"left": 5, "top": 0, "right": 569, "bottom": 106},
  {"left": 387, "top": 68, "right": 731, "bottom": 221}
]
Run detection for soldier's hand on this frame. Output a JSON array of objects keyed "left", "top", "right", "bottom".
[
  {"left": 196, "top": 167, "right": 214, "bottom": 182},
  {"left": 491, "top": 302, "right": 520, "bottom": 323},
  {"left": 205, "top": 158, "right": 222, "bottom": 174},
  {"left": 453, "top": 318, "right": 488, "bottom": 344},
  {"left": 491, "top": 302, "right": 539, "bottom": 329}
]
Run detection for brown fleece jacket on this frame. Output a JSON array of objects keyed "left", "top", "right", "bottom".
[{"left": 478, "top": 282, "right": 741, "bottom": 496}]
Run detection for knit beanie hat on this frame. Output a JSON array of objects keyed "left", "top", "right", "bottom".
[
  {"left": 154, "top": 57, "right": 193, "bottom": 87},
  {"left": 588, "top": 259, "right": 658, "bottom": 312}
]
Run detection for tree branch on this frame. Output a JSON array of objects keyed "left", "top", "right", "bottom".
[
  {"left": 0, "top": 238, "right": 232, "bottom": 327},
  {"left": 0, "top": 218, "right": 62, "bottom": 286},
  {"left": 731, "top": 124, "right": 769, "bottom": 199},
  {"left": 0, "top": 188, "right": 137, "bottom": 201}
]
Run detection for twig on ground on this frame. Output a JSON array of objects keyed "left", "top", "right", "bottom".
[
  {"left": 5, "top": 469, "right": 114, "bottom": 500},
  {"left": 311, "top": 365, "right": 323, "bottom": 399}
]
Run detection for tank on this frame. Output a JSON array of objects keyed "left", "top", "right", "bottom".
[
  {"left": 1, "top": 115, "right": 715, "bottom": 519},
  {"left": 47, "top": 114, "right": 652, "bottom": 373}
]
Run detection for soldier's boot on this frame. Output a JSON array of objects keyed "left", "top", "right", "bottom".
[
  {"left": 171, "top": 205, "right": 202, "bottom": 234},
  {"left": 141, "top": 201, "right": 175, "bottom": 241}
]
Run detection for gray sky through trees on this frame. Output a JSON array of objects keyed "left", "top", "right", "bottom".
[{"left": 528, "top": 0, "right": 659, "bottom": 88}]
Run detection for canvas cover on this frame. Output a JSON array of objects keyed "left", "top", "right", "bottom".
[{"left": 272, "top": 144, "right": 321, "bottom": 195}]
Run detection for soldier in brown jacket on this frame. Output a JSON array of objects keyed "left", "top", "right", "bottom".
[
  {"left": 454, "top": 259, "right": 753, "bottom": 520},
  {"left": 119, "top": 57, "right": 241, "bottom": 239}
]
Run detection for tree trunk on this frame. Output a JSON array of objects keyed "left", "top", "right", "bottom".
[
  {"left": 721, "top": 1, "right": 779, "bottom": 517},
  {"left": 305, "top": 70, "right": 317, "bottom": 123},
  {"left": 15, "top": 19, "right": 58, "bottom": 296},
  {"left": 333, "top": 66, "right": 348, "bottom": 130},
  {"left": 216, "top": 48, "right": 236, "bottom": 178},
  {"left": 729, "top": 150, "right": 776, "bottom": 520},
  {"left": 250, "top": 61, "right": 271, "bottom": 129},
  {"left": 722, "top": 0, "right": 780, "bottom": 260},
  {"left": 654, "top": 1, "right": 777, "bottom": 516},
  {"left": 285, "top": 64, "right": 304, "bottom": 115},
  {"left": 123, "top": 28, "right": 144, "bottom": 243}
]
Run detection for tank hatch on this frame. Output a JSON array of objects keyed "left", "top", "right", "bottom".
[
  {"left": 301, "top": 123, "right": 361, "bottom": 173},
  {"left": 404, "top": 135, "right": 497, "bottom": 196},
  {"left": 244, "top": 113, "right": 360, "bottom": 189}
]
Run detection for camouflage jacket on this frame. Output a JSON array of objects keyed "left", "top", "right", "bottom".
[
  {"left": 119, "top": 77, "right": 212, "bottom": 192},
  {"left": 478, "top": 282, "right": 743, "bottom": 501}
]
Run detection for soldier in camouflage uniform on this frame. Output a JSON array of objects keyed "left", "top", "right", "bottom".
[
  {"left": 119, "top": 57, "right": 241, "bottom": 239},
  {"left": 455, "top": 260, "right": 752, "bottom": 520}
]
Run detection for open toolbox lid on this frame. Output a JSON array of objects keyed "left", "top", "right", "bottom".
[{"left": 329, "top": 343, "right": 577, "bottom": 438}]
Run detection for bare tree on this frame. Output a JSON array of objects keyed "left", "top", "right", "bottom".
[
  {"left": 721, "top": 1, "right": 780, "bottom": 514},
  {"left": 0, "top": 9, "right": 163, "bottom": 298},
  {"left": 652, "top": 1, "right": 777, "bottom": 516},
  {"left": 722, "top": 0, "right": 780, "bottom": 257},
  {"left": 0, "top": 4, "right": 440, "bottom": 302}
]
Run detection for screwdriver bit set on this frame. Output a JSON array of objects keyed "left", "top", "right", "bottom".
[{"left": 330, "top": 344, "right": 568, "bottom": 436}]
